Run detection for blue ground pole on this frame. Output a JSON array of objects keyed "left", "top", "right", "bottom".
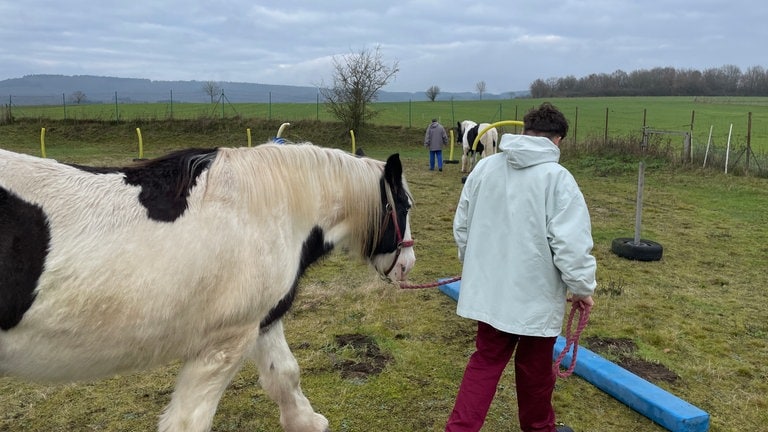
[{"left": 437, "top": 279, "right": 710, "bottom": 432}]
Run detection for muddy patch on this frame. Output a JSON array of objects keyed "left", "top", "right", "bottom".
[
  {"left": 331, "top": 333, "right": 393, "bottom": 380},
  {"left": 584, "top": 336, "right": 679, "bottom": 383}
]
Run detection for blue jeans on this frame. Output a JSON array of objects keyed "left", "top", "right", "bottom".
[{"left": 430, "top": 150, "right": 443, "bottom": 170}]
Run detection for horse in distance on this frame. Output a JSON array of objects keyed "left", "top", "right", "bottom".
[{"left": 457, "top": 120, "right": 498, "bottom": 173}]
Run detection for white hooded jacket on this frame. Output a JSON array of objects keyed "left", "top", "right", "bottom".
[{"left": 453, "top": 134, "right": 597, "bottom": 337}]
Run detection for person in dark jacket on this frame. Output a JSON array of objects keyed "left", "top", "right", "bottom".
[{"left": 425, "top": 118, "right": 449, "bottom": 171}]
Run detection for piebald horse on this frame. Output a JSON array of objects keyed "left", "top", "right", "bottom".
[
  {"left": 456, "top": 120, "right": 498, "bottom": 173},
  {"left": 0, "top": 143, "right": 415, "bottom": 432}
]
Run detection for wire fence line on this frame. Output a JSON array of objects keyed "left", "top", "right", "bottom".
[
  {"left": 2, "top": 90, "right": 329, "bottom": 123},
  {"left": 3, "top": 92, "right": 767, "bottom": 176}
]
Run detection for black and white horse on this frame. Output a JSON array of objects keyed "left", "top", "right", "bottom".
[
  {"left": 0, "top": 143, "right": 415, "bottom": 432},
  {"left": 456, "top": 120, "right": 498, "bottom": 173}
]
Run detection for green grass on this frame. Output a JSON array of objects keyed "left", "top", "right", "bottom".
[{"left": 1, "top": 120, "right": 767, "bottom": 431}]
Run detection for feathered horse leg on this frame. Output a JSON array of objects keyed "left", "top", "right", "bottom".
[{"left": 250, "top": 320, "right": 329, "bottom": 432}]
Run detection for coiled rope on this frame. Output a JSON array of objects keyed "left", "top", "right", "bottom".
[{"left": 553, "top": 299, "right": 592, "bottom": 378}]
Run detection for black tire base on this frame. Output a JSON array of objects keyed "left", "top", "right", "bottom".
[{"left": 611, "top": 237, "right": 663, "bottom": 261}]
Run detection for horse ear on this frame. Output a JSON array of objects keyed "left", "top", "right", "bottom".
[{"left": 384, "top": 153, "right": 403, "bottom": 187}]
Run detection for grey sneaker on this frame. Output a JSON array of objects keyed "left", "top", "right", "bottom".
[{"left": 555, "top": 425, "right": 574, "bottom": 432}]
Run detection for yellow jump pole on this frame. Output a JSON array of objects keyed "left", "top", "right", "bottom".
[
  {"left": 40, "top": 127, "right": 47, "bottom": 158},
  {"left": 247, "top": 128, "right": 252, "bottom": 147},
  {"left": 277, "top": 122, "right": 290, "bottom": 138},
  {"left": 444, "top": 129, "right": 459, "bottom": 164},
  {"left": 136, "top": 128, "right": 144, "bottom": 159},
  {"left": 472, "top": 120, "right": 524, "bottom": 151},
  {"left": 350, "top": 130, "right": 356, "bottom": 154}
]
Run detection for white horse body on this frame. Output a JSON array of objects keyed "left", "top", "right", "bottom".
[
  {"left": 0, "top": 144, "right": 415, "bottom": 432},
  {"left": 459, "top": 120, "right": 498, "bottom": 173}
]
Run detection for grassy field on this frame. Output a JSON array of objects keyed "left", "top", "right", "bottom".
[
  {"left": 7, "top": 96, "right": 768, "bottom": 154},
  {"left": 1, "top": 120, "right": 767, "bottom": 431}
]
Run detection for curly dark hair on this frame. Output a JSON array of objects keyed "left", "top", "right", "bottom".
[{"left": 523, "top": 102, "right": 569, "bottom": 139}]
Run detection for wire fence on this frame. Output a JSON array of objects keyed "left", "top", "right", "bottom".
[{"left": 3, "top": 92, "right": 767, "bottom": 176}]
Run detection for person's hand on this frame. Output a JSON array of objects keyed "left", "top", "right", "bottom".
[{"left": 570, "top": 295, "right": 594, "bottom": 309}]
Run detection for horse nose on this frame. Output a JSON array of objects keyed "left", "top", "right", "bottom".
[{"left": 394, "top": 256, "right": 415, "bottom": 281}]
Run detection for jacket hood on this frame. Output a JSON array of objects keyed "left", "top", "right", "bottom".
[{"left": 499, "top": 134, "right": 560, "bottom": 169}]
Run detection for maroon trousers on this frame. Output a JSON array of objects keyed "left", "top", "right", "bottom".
[{"left": 446, "top": 321, "right": 557, "bottom": 432}]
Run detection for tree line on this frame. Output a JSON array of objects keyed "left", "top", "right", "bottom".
[{"left": 529, "top": 65, "right": 768, "bottom": 98}]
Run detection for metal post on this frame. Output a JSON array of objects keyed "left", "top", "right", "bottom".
[
  {"left": 634, "top": 161, "right": 645, "bottom": 245},
  {"left": 747, "top": 112, "right": 752, "bottom": 172}
]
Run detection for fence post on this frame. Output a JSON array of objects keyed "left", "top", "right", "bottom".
[
  {"left": 747, "top": 112, "right": 752, "bottom": 172},
  {"left": 683, "top": 133, "right": 691, "bottom": 163},
  {"left": 574, "top": 107, "right": 578, "bottom": 145},
  {"left": 604, "top": 107, "right": 609, "bottom": 146}
]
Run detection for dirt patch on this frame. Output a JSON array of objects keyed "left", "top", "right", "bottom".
[
  {"left": 584, "top": 336, "right": 679, "bottom": 383},
  {"left": 332, "top": 333, "right": 393, "bottom": 380}
]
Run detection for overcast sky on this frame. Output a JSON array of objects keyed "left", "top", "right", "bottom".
[{"left": 1, "top": 0, "right": 765, "bottom": 94}]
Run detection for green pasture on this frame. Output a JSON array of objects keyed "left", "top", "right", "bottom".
[
  {"left": 0, "top": 121, "right": 767, "bottom": 431},
  {"left": 8, "top": 96, "right": 768, "bottom": 153}
]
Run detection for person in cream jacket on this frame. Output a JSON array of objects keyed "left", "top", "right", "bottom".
[{"left": 447, "top": 103, "right": 597, "bottom": 432}]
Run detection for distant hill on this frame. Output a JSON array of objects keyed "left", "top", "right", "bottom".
[{"left": 0, "top": 75, "right": 528, "bottom": 105}]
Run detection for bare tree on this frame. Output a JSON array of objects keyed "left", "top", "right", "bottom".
[
  {"left": 70, "top": 91, "right": 87, "bottom": 104},
  {"left": 319, "top": 46, "right": 399, "bottom": 131},
  {"left": 426, "top": 85, "right": 441, "bottom": 102},
  {"left": 475, "top": 81, "right": 487, "bottom": 100},
  {"left": 203, "top": 81, "right": 221, "bottom": 104}
]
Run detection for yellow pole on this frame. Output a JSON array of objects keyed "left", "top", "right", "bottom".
[
  {"left": 136, "top": 128, "right": 144, "bottom": 159},
  {"left": 449, "top": 129, "right": 455, "bottom": 161},
  {"left": 472, "top": 120, "right": 524, "bottom": 151},
  {"left": 247, "top": 128, "right": 252, "bottom": 147},
  {"left": 40, "top": 127, "right": 46, "bottom": 158},
  {"left": 350, "top": 130, "right": 356, "bottom": 154}
]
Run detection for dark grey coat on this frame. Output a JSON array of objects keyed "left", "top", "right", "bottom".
[{"left": 424, "top": 121, "right": 448, "bottom": 151}]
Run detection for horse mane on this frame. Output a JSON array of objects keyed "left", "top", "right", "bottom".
[
  {"left": 127, "top": 148, "right": 218, "bottom": 199},
  {"left": 211, "top": 143, "right": 386, "bottom": 258}
]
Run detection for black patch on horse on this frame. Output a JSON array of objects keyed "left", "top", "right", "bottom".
[
  {"left": 465, "top": 124, "right": 485, "bottom": 155},
  {"left": 70, "top": 148, "right": 218, "bottom": 222},
  {"left": 0, "top": 187, "right": 51, "bottom": 331},
  {"left": 260, "top": 226, "right": 334, "bottom": 330}
]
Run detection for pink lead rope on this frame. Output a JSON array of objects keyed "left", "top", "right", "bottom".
[{"left": 553, "top": 299, "right": 592, "bottom": 378}]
